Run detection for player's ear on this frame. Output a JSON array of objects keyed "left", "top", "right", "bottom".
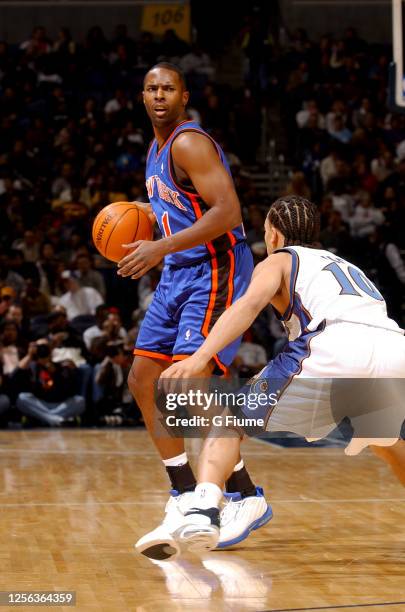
[
  {"left": 271, "top": 227, "right": 281, "bottom": 249},
  {"left": 182, "top": 90, "right": 190, "bottom": 107},
  {"left": 275, "top": 228, "right": 285, "bottom": 248}
]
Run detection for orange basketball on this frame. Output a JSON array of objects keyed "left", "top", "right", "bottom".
[{"left": 92, "top": 202, "right": 153, "bottom": 263}]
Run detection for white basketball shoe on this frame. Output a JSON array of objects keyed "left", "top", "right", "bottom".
[
  {"left": 135, "top": 489, "right": 194, "bottom": 561},
  {"left": 218, "top": 486, "right": 273, "bottom": 549},
  {"left": 172, "top": 486, "right": 272, "bottom": 556},
  {"left": 136, "top": 486, "right": 273, "bottom": 560}
]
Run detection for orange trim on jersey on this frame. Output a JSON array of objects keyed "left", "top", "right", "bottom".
[
  {"left": 189, "top": 193, "right": 203, "bottom": 219},
  {"left": 189, "top": 194, "right": 217, "bottom": 257},
  {"left": 227, "top": 232, "right": 237, "bottom": 247},
  {"left": 213, "top": 354, "right": 228, "bottom": 375},
  {"left": 202, "top": 256, "right": 219, "bottom": 337},
  {"left": 172, "top": 354, "right": 228, "bottom": 375},
  {"left": 189, "top": 193, "right": 233, "bottom": 337},
  {"left": 156, "top": 120, "right": 194, "bottom": 159},
  {"left": 133, "top": 349, "right": 172, "bottom": 362},
  {"left": 226, "top": 248, "right": 235, "bottom": 309}
]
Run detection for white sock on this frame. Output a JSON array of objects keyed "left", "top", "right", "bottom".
[
  {"left": 193, "top": 482, "right": 223, "bottom": 510},
  {"left": 162, "top": 452, "right": 188, "bottom": 467},
  {"left": 233, "top": 458, "right": 244, "bottom": 472}
]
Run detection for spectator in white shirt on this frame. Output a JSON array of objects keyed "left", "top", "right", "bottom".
[
  {"left": 331, "top": 191, "right": 355, "bottom": 223},
  {"left": 12, "top": 230, "right": 40, "bottom": 263},
  {"left": 20, "top": 26, "right": 51, "bottom": 57},
  {"left": 326, "top": 100, "right": 348, "bottom": 133},
  {"left": 397, "top": 139, "right": 405, "bottom": 162},
  {"left": 51, "top": 163, "right": 74, "bottom": 199},
  {"left": 371, "top": 150, "right": 396, "bottom": 183},
  {"left": 352, "top": 97, "right": 372, "bottom": 128},
  {"left": 75, "top": 254, "right": 106, "bottom": 300},
  {"left": 58, "top": 271, "right": 103, "bottom": 320},
  {"left": 179, "top": 45, "right": 215, "bottom": 78},
  {"left": 320, "top": 149, "right": 340, "bottom": 187},
  {"left": 349, "top": 192, "right": 385, "bottom": 239},
  {"left": 296, "top": 99, "right": 325, "bottom": 129},
  {"left": 104, "top": 88, "right": 133, "bottom": 115},
  {"left": 83, "top": 304, "right": 108, "bottom": 350}
]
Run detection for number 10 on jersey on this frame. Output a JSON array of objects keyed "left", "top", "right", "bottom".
[{"left": 323, "top": 262, "right": 383, "bottom": 301}]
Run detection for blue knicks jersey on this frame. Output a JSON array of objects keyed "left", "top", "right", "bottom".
[{"left": 145, "top": 120, "right": 245, "bottom": 266}]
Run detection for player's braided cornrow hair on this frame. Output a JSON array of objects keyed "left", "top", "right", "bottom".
[{"left": 267, "top": 195, "right": 320, "bottom": 247}]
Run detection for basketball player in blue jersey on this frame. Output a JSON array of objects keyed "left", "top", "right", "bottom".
[
  {"left": 117, "top": 63, "right": 272, "bottom": 560},
  {"left": 161, "top": 195, "right": 405, "bottom": 555}
]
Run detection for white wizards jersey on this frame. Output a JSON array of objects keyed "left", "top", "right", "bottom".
[{"left": 276, "top": 246, "right": 403, "bottom": 341}]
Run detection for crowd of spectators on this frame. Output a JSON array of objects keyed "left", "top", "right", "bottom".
[
  {"left": 275, "top": 27, "right": 405, "bottom": 320},
  {"left": 0, "top": 21, "right": 403, "bottom": 428}
]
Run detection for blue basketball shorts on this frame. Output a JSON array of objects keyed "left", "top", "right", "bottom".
[{"left": 134, "top": 241, "right": 254, "bottom": 373}]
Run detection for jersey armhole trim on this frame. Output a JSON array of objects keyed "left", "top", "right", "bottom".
[
  {"left": 168, "top": 128, "right": 222, "bottom": 197},
  {"left": 274, "top": 247, "right": 299, "bottom": 321},
  {"left": 155, "top": 119, "right": 194, "bottom": 159},
  {"left": 146, "top": 139, "right": 156, "bottom": 164}
]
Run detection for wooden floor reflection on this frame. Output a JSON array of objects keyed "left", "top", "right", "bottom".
[{"left": 0, "top": 429, "right": 404, "bottom": 611}]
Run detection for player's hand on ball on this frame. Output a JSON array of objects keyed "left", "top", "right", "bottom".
[
  {"left": 132, "top": 201, "right": 156, "bottom": 226},
  {"left": 117, "top": 239, "right": 166, "bottom": 279}
]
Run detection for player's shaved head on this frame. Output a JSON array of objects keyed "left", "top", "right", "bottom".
[{"left": 143, "top": 62, "right": 187, "bottom": 91}]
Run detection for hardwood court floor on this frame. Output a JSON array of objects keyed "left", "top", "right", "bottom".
[{"left": 0, "top": 429, "right": 404, "bottom": 612}]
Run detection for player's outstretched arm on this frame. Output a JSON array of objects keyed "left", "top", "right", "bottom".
[{"left": 160, "top": 253, "right": 287, "bottom": 380}]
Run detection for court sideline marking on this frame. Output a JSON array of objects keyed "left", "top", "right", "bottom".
[{"left": 265, "top": 600, "right": 405, "bottom": 611}]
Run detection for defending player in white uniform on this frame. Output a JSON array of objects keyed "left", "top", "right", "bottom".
[{"left": 161, "top": 195, "right": 405, "bottom": 555}]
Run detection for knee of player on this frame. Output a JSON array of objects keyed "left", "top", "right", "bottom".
[
  {"left": 127, "top": 367, "right": 141, "bottom": 397},
  {"left": 127, "top": 363, "right": 153, "bottom": 403}
]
